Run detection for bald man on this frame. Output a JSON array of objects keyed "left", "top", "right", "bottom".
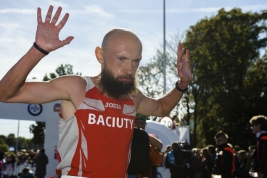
[{"left": 0, "top": 5, "right": 192, "bottom": 178}]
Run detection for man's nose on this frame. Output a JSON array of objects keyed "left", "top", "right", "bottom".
[{"left": 124, "top": 61, "right": 133, "bottom": 75}]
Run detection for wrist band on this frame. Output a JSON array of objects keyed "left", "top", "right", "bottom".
[
  {"left": 175, "top": 81, "right": 189, "bottom": 92},
  {"left": 33, "top": 42, "right": 49, "bottom": 55}
]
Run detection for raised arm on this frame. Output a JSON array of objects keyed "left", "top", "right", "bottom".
[
  {"left": 135, "top": 43, "right": 192, "bottom": 117},
  {"left": 0, "top": 5, "right": 74, "bottom": 103},
  {"left": 149, "top": 135, "right": 163, "bottom": 151}
]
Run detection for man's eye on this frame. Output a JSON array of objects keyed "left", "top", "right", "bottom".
[{"left": 133, "top": 59, "right": 140, "bottom": 63}]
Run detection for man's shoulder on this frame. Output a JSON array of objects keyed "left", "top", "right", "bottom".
[
  {"left": 259, "top": 133, "right": 267, "bottom": 141},
  {"left": 223, "top": 146, "right": 233, "bottom": 151},
  {"left": 54, "top": 75, "right": 87, "bottom": 88}
]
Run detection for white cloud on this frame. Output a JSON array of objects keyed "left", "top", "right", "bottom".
[
  {"left": 0, "top": 23, "right": 33, "bottom": 38},
  {"left": 169, "top": 4, "right": 267, "bottom": 13},
  {"left": 0, "top": 5, "right": 113, "bottom": 19},
  {"left": 113, "top": 4, "right": 267, "bottom": 14},
  {"left": 63, "top": 5, "right": 114, "bottom": 19},
  {"left": 46, "top": 0, "right": 69, "bottom": 8},
  {"left": 0, "top": 8, "right": 35, "bottom": 14},
  {"left": 178, "top": 5, "right": 267, "bottom": 13}
]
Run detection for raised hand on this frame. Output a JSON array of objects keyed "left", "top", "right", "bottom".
[
  {"left": 177, "top": 43, "right": 192, "bottom": 86},
  {"left": 35, "top": 5, "right": 74, "bottom": 52}
]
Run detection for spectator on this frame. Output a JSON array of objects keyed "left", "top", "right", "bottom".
[
  {"left": 212, "top": 131, "right": 235, "bottom": 178},
  {"left": 179, "top": 141, "right": 197, "bottom": 178},
  {"left": 249, "top": 115, "right": 267, "bottom": 178},
  {"left": 5, "top": 154, "right": 16, "bottom": 177},
  {"left": 18, "top": 167, "right": 34, "bottom": 178},
  {"left": 133, "top": 116, "right": 163, "bottom": 178},
  {"left": 0, "top": 151, "right": 4, "bottom": 178},
  {"left": 34, "top": 149, "right": 48, "bottom": 178},
  {"left": 233, "top": 145, "right": 241, "bottom": 170},
  {"left": 207, "top": 145, "right": 216, "bottom": 162},
  {"left": 163, "top": 145, "right": 171, "bottom": 168},
  {"left": 234, "top": 150, "right": 249, "bottom": 178},
  {"left": 199, "top": 148, "right": 213, "bottom": 178},
  {"left": 193, "top": 148, "right": 202, "bottom": 178},
  {"left": 165, "top": 142, "right": 180, "bottom": 178},
  {"left": 1, "top": 153, "right": 8, "bottom": 178},
  {"left": 245, "top": 145, "right": 255, "bottom": 172}
]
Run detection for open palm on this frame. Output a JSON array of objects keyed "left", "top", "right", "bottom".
[
  {"left": 177, "top": 43, "right": 192, "bottom": 85},
  {"left": 35, "top": 5, "right": 74, "bottom": 52}
]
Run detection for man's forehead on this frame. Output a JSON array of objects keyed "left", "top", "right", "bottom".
[{"left": 115, "top": 50, "right": 142, "bottom": 59}]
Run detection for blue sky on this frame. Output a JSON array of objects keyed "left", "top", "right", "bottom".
[{"left": 1, "top": 0, "right": 267, "bottom": 139}]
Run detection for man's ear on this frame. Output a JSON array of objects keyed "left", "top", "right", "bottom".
[{"left": 95, "top": 46, "right": 103, "bottom": 64}]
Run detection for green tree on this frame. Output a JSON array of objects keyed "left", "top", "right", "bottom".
[
  {"left": 5, "top": 133, "right": 16, "bottom": 147},
  {"left": 15, "top": 137, "right": 32, "bottom": 150},
  {"left": 30, "top": 63, "right": 81, "bottom": 147},
  {"left": 0, "top": 143, "right": 9, "bottom": 153},
  {"left": 183, "top": 8, "right": 267, "bottom": 147},
  {"left": 30, "top": 122, "right": 45, "bottom": 147},
  {"left": 0, "top": 135, "right": 7, "bottom": 142},
  {"left": 0, "top": 137, "right": 5, "bottom": 144},
  {"left": 137, "top": 8, "right": 267, "bottom": 147},
  {"left": 43, "top": 64, "right": 82, "bottom": 81}
]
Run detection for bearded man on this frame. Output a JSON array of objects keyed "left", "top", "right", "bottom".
[{"left": 0, "top": 5, "right": 192, "bottom": 178}]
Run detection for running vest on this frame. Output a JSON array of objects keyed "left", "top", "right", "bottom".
[
  {"left": 222, "top": 146, "right": 235, "bottom": 176},
  {"left": 56, "top": 76, "right": 136, "bottom": 177}
]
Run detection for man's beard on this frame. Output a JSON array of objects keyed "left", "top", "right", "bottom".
[{"left": 99, "top": 67, "right": 138, "bottom": 100}]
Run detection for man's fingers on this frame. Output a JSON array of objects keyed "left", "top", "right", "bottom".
[
  {"left": 185, "top": 49, "right": 190, "bottom": 62},
  {"left": 45, "top": 5, "right": 53, "bottom": 22},
  {"left": 177, "top": 43, "right": 181, "bottom": 63},
  {"left": 51, "top": 7, "right": 62, "bottom": 24},
  {"left": 37, "top": 7, "right": 42, "bottom": 23},
  {"left": 178, "top": 43, "right": 182, "bottom": 58},
  {"left": 177, "top": 43, "right": 185, "bottom": 64},
  {"left": 61, "top": 36, "right": 74, "bottom": 46},
  {"left": 57, "top": 13, "right": 69, "bottom": 30}
]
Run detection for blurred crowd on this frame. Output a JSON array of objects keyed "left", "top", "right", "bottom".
[
  {"left": 163, "top": 141, "right": 258, "bottom": 178},
  {"left": 0, "top": 149, "right": 40, "bottom": 178},
  {"left": 190, "top": 144, "right": 256, "bottom": 178}
]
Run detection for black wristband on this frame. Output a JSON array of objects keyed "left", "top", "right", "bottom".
[
  {"left": 175, "top": 81, "right": 189, "bottom": 92},
  {"left": 33, "top": 42, "right": 49, "bottom": 55}
]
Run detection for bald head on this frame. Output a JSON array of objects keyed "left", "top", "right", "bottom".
[
  {"left": 95, "top": 28, "right": 142, "bottom": 99},
  {"left": 101, "top": 28, "right": 142, "bottom": 52}
]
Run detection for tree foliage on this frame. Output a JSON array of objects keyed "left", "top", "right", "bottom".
[
  {"left": 0, "top": 135, "right": 7, "bottom": 143},
  {"left": 43, "top": 64, "right": 82, "bottom": 81},
  {"left": 30, "top": 122, "right": 45, "bottom": 147},
  {"left": 5, "top": 134, "right": 16, "bottom": 147},
  {"left": 0, "top": 143, "right": 9, "bottom": 153},
  {"left": 183, "top": 8, "right": 267, "bottom": 147},
  {"left": 0, "top": 134, "right": 34, "bottom": 151},
  {"left": 137, "top": 8, "right": 267, "bottom": 148},
  {"left": 18, "top": 137, "right": 33, "bottom": 150}
]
